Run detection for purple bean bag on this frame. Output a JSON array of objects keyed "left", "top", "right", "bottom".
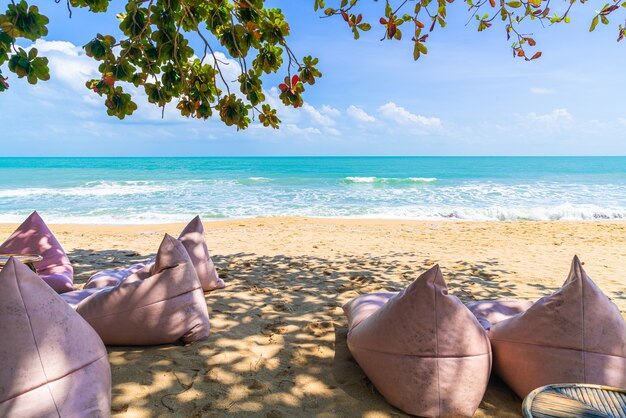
[
  {"left": 0, "top": 211, "right": 74, "bottom": 293},
  {"left": 343, "top": 265, "right": 492, "bottom": 417},
  {"left": 0, "top": 258, "right": 111, "bottom": 416},
  {"left": 489, "top": 256, "right": 626, "bottom": 398},
  {"left": 84, "top": 216, "right": 224, "bottom": 292},
  {"left": 76, "top": 234, "right": 210, "bottom": 346},
  {"left": 466, "top": 300, "right": 533, "bottom": 331}
]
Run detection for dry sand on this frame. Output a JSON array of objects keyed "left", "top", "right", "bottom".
[{"left": 1, "top": 218, "right": 624, "bottom": 417}]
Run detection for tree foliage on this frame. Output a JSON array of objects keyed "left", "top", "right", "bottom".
[
  {"left": 1, "top": 0, "right": 624, "bottom": 128},
  {"left": 0, "top": 0, "right": 322, "bottom": 129},
  {"left": 317, "top": 0, "right": 626, "bottom": 61}
]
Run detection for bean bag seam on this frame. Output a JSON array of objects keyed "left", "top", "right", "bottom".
[
  {"left": 13, "top": 266, "right": 61, "bottom": 416},
  {"left": 489, "top": 338, "right": 624, "bottom": 357},
  {"left": 580, "top": 261, "right": 587, "bottom": 382},
  {"left": 433, "top": 272, "right": 441, "bottom": 417},
  {"left": 348, "top": 345, "right": 492, "bottom": 359},
  {"left": 79, "top": 285, "right": 203, "bottom": 320},
  {"left": 0, "top": 353, "right": 108, "bottom": 404}
]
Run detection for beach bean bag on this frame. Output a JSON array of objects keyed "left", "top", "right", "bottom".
[
  {"left": 178, "top": 215, "right": 225, "bottom": 291},
  {"left": 60, "top": 287, "right": 111, "bottom": 310},
  {"left": 76, "top": 234, "right": 210, "bottom": 345},
  {"left": 0, "top": 257, "right": 111, "bottom": 417},
  {"left": 466, "top": 300, "right": 533, "bottom": 331},
  {"left": 0, "top": 211, "right": 74, "bottom": 293},
  {"left": 489, "top": 256, "right": 626, "bottom": 398},
  {"left": 343, "top": 265, "right": 492, "bottom": 418},
  {"left": 84, "top": 215, "right": 224, "bottom": 292},
  {"left": 84, "top": 261, "right": 147, "bottom": 289}
]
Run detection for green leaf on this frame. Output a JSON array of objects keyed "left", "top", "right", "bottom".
[
  {"left": 590, "top": 15, "right": 599, "bottom": 31},
  {"left": 413, "top": 43, "right": 421, "bottom": 60}
]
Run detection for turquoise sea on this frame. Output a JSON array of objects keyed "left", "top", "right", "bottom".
[{"left": 0, "top": 157, "right": 625, "bottom": 223}]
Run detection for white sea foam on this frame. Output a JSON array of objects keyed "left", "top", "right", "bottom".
[
  {"left": 343, "top": 176, "right": 437, "bottom": 184},
  {"left": 345, "top": 176, "right": 377, "bottom": 183},
  {"left": 409, "top": 177, "right": 437, "bottom": 182},
  {"left": 1, "top": 175, "right": 625, "bottom": 223}
]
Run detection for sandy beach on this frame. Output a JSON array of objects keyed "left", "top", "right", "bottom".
[{"left": 1, "top": 218, "right": 624, "bottom": 417}]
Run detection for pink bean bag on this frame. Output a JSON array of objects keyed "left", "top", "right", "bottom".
[
  {"left": 466, "top": 300, "right": 533, "bottom": 331},
  {"left": 60, "top": 287, "right": 111, "bottom": 310},
  {"left": 0, "top": 257, "right": 111, "bottom": 417},
  {"left": 344, "top": 265, "right": 492, "bottom": 417},
  {"left": 84, "top": 261, "right": 147, "bottom": 289},
  {"left": 0, "top": 211, "right": 74, "bottom": 293},
  {"left": 84, "top": 215, "right": 224, "bottom": 292},
  {"left": 489, "top": 256, "right": 626, "bottom": 398},
  {"left": 178, "top": 215, "right": 225, "bottom": 291},
  {"left": 76, "top": 234, "right": 210, "bottom": 345}
]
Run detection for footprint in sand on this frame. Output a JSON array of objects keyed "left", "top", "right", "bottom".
[
  {"left": 304, "top": 320, "right": 334, "bottom": 337},
  {"left": 271, "top": 302, "right": 292, "bottom": 312},
  {"left": 348, "top": 274, "right": 370, "bottom": 284}
]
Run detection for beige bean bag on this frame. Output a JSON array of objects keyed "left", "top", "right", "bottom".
[
  {"left": 0, "top": 258, "right": 111, "bottom": 417},
  {"left": 84, "top": 215, "right": 224, "bottom": 292},
  {"left": 76, "top": 234, "right": 210, "bottom": 345},
  {"left": 489, "top": 256, "right": 626, "bottom": 398},
  {"left": 343, "top": 265, "right": 492, "bottom": 417}
]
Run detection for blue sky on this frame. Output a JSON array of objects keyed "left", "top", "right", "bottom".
[{"left": 1, "top": 1, "right": 625, "bottom": 156}]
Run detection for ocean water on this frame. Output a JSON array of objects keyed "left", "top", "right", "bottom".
[{"left": 0, "top": 157, "right": 625, "bottom": 224}]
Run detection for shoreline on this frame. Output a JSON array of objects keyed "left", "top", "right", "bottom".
[
  {"left": 3, "top": 216, "right": 626, "bottom": 227},
  {"left": 1, "top": 217, "right": 624, "bottom": 416}
]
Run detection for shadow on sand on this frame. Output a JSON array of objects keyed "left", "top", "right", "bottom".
[{"left": 67, "top": 248, "right": 531, "bottom": 417}]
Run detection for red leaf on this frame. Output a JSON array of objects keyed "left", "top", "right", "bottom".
[
  {"left": 531, "top": 51, "right": 542, "bottom": 60},
  {"left": 291, "top": 75, "right": 299, "bottom": 86},
  {"left": 103, "top": 77, "right": 115, "bottom": 86},
  {"left": 341, "top": 11, "right": 349, "bottom": 22},
  {"left": 380, "top": 17, "right": 388, "bottom": 24},
  {"left": 356, "top": 14, "right": 363, "bottom": 24},
  {"left": 489, "top": 0, "right": 496, "bottom": 7},
  {"left": 279, "top": 83, "right": 288, "bottom": 93}
]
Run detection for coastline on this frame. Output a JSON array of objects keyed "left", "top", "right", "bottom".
[{"left": 1, "top": 217, "right": 624, "bottom": 417}]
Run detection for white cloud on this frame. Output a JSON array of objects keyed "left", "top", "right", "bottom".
[
  {"left": 378, "top": 102, "right": 441, "bottom": 127},
  {"left": 302, "top": 103, "right": 336, "bottom": 126},
  {"left": 525, "top": 108, "right": 572, "bottom": 123},
  {"left": 325, "top": 127, "right": 342, "bottom": 137},
  {"left": 321, "top": 105, "right": 340, "bottom": 117},
  {"left": 530, "top": 87, "right": 556, "bottom": 95},
  {"left": 346, "top": 105, "right": 375, "bottom": 122},
  {"left": 27, "top": 40, "right": 99, "bottom": 93},
  {"left": 283, "top": 124, "right": 321, "bottom": 137}
]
